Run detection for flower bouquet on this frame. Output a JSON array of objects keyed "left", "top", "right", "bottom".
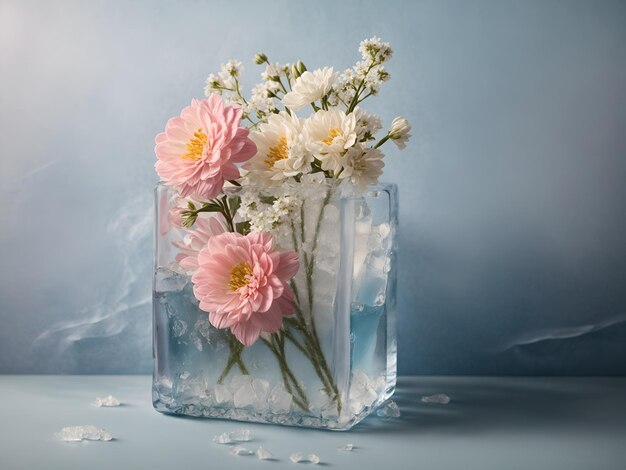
[{"left": 153, "top": 37, "right": 409, "bottom": 430}]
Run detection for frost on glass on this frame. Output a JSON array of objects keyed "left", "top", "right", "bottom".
[{"left": 152, "top": 182, "right": 398, "bottom": 430}]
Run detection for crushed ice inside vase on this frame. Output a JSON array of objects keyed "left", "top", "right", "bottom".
[{"left": 152, "top": 183, "right": 397, "bottom": 430}]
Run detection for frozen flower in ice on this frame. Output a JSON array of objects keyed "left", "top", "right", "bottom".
[
  {"left": 305, "top": 109, "right": 357, "bottom": 173},
  {"left": 173, "top": 216, "right": 225, "bottom": 270},
  {"left": 192, "top": 232, "right": 299, "bottom": 346},
  {"left": 388, "top": 116, "right": 411, "bottom": 150},
  {"left": 155, "top": 95, "right": 257, "bottom": 199},
  {"left": 244, "top": 112, "right": 313, "bottom": 183},
  {"left": 337, "top": 144, "right": 384, "bottom": 190},
  {"left": 283, "top": 67, "right": 338, "bottom": 111}
]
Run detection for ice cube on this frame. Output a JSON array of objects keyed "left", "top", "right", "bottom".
[
  {"left": 234, "top": 381, "right": 256, "bottom": 408},
  {"left": 352, "top": 201, "right": 373, "bottom": 288},
  {"left": 269, "top": 384, "right": 292, "bottom": 412},
  {"left": 194, "top": 318, "right": 212, "bottom": 341},
  {"left": 252, "top": 378, "right": 270, "bottom": 406},
  {"left": 229, "top": 429, "right": 250, "bottom": 442},
  {"left": 213, "top": 384, "right": 232, "bottom": 404},
  {"left": 307, "top": 454, "right": 320, "bottom": 464},
  {"left": 93, "top": 395, "right": 120, "bottom": 407},
  {"left": 155, "top": 268, "right": 189, "bottom": 293},
  {"left": 256, "top": 446, "right": 273, "bottom": 460},
  {"left": 230, "top": 374, "right": 252, "bottom": 392},
  {"left": 171, "top": 317, "right": 187, "bottom": 337},
  {"left": 190, "top": 332, "right": 203, "bottom": 351},
  {"left": 338, "top": 444, "right": 354, "bottom": 451},
  {"left": 213, "top": 432, "right": 232, "bottom": 444},
  {"left": 229, "top": 445, "right": 253, "bottom": 456},
  {"left": 421, "top": 393, "right": 450, "bottom": 404},
  {"left": 376, "top": 400, "right": 401, "bottom": 418},
  {"left": 378, "top": 223, "right": 391, "bottom": 239},
  {"left": 56, "top": 425, "right": 113, "bottom": 442},
  {"left": 289, "top": 452, "right": 304, "bottom": 463},
  {"left": 349, "top": 370, "right": 378, "bottom": 414}
]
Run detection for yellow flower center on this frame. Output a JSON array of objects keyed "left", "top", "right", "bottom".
[
  {"left": 182, "top": 128, "right": 208, "bottom": 161},
  {"left": 321, "top": 128, "right": 341, "bottom": 145},
  {"left": 264, "top": 135, "right": 288, "bottom": 167},
  {"left": 229, "top": 261, "right": 252, "bottom": 291}
]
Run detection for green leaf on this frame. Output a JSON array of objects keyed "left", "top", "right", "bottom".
[
  {"left": 259, "top": 195, "right": 277, "bottom": 205},
  {"left": 228, "top": 195, "right": 241, "bottom": 216},
  {"left": 235, "top": 221, "right": 251, "bottom": 236}
]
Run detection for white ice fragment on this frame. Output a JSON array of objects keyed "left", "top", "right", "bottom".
[
  {"left": 256, "top": 446, "right": 273, "bottom": 460},
  {"left": 349, "top": 370, "right": 378, "bottom": 414},
  {"left": 378, "top": 223, "right": 391, "bottom": 239},
  {"left": 289, "top": 452, "right": 304, "bottom": 463},
  {"left": 421, "top": 393, "right": 450, "bottom": 404},
  {"left": 338, "top": 444, "right": 354, "bottom": 451},
  {"left": 252, "top": 378, "right": 270, "bottom": 407},
  {"left": 179, "top": 371, "right": 190, "bottom": 380},
  {"left": 229, "top": 429, "right": 251, "bottom": 442},
  {"left": 230, "top": 374, "right": 253, "bottom": 392},
  {"left": 234, "top": 381, "right": 256, "bottom": 408},
  {"left": 269, "top": 384, "right": 293, "bottom": 412},
  {"left": 93, "top": 395, "right": 120, "bottom": 407},
  {"left": 376, "top": 400, "right": 401, "bottom": 418},
  {"left": 229, "top": 445, "right": 253, "bottom": 456},
  {"left": 324, "top": 204, "right": 339, "bottom": 221},
  {"left": 213, "top": 432, "right": 232, "bottom": 444},
  {"left": 155, "top": 268, "right": 189, "bottom": 293},
  {"left": 307, "top": 454, "right": 320, "bottom": 464},
  {"left": 56, "top": 425, "right": 113, "bottom": 442},
  {"left": 213, "top": 384, "right": 232, "bottom": 404}
]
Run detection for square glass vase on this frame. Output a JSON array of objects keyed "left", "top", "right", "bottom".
[{"left": 152, "top": 181, "right": 398, "bottom": 430}]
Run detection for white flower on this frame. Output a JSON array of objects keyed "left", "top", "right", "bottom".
[
  {"left": 388, "top": 117, "right": 411, "bottom": 150},
  {"left": 237, "top": 190, "right": 301, "bottom": 233},
  {"left": 353, "top": 107, "right": 382, "bottom": 142},
  {"left": 337, "top": 145, "right": 385, "bottom": 190},
  {"left": 220, "top": 59, "right": 243, "bottom": 78},
  {"left": 304, "top": 109, "right": 357, "bottom": 173},
  {"left": 262, "top": 62, "right": 289, "bottom": 81},
  {"left": 204, "top": 73, "right": 224, "bottom": 96},
  {"left": 359, "top": 37, "right": 393, "bottom": 64},
  {"left": 300, "top": 172, "right": 326, "bottom": 185},
  {"left": 249, "top": 81, "right": 280, "bottom": 115},
  {"left": 243, "top": 112, "right": 313, "bottom": 184},
  {"left": 282, "top": 67, "right": 338, "bottom": 111}
]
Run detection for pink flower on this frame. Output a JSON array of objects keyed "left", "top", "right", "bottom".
[
  {"left": 155, "top": 94, "right": 257, "bottom": 199},
  {"left": 173, "top": 216, "right": 225, "bottom": 271},
  {"left": 192, "top": 232, "right": 299, "bottom": 346}
]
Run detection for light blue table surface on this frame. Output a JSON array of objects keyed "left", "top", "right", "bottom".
[{"left": 1, "top": 376, "right": 624, "bottom": 469}]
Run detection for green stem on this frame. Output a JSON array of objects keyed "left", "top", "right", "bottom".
[
  {"left": 346, "top": 61, "right": 378, "bottom": 113},
  {"left": 373, "top": 133, "right": 391, "bottom": 149},
  {"left": 217, "top": 333, "right": 249, "bottom": 384},
  {"left": 294, "top": 189, "right": 343, "bottom": 413},
  {"left": 261, "top": 336, "right": 310, "bottom": 411}
]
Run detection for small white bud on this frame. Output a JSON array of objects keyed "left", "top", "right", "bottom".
[
  {"left": 253, "top": 53, "right": 268, "bottom": 65},
  {"left": 388, "top": 116, "right": 412, "bottom": 150}
]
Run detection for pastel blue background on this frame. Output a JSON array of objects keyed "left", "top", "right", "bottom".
[{"left": 1, "top": 0, "right": 625, "bottom": 375}]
